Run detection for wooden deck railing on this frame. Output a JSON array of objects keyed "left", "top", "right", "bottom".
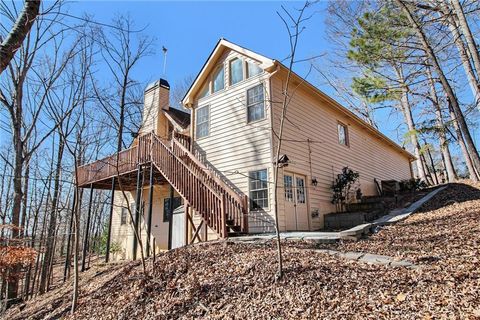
[
  {"left": 77, "top": 145, "right": 139, "bottom": 186},
  {"left": 77, "top": 132, "right": 248, "bottom": 237},
  {"left": 170, "top": 136, "right": 248, "bottom": 233}
]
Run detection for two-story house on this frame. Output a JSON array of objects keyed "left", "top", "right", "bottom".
[{"left": 77, "top": 39, "right": 414, "bottom": 260}]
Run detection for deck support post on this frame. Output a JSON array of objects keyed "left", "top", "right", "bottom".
[
  {"left": 81, "top": 184, "right": 94, "bottom": 271},
  {"left": 146, "top": 163, "right": 154, "bottom": 257},
  {"left": 105, "top": 177, "right": 116, "bottom": 263},
  {"left": 184, "top": 204, "right": 189, "bottom": 246},
  {"left": 63, "top": 191, "right": 76, "bottom": 282},
  {"left": 167, "top": 184, "right": 174, "bottom": 250},
  {"left": 133, "top": 165, "right": 143, "bottom": 260}
]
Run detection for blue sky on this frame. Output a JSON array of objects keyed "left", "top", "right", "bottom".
[
  {"left": 4, "top": 0, "right": 477, "bottom": 160},
  {"left": 73, "top": 1, "right": 330, "bottom": 88},
  {"left": 72, "top": 0, "right": 411, "bottom": 143}
]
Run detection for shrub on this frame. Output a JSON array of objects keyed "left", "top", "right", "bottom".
[{"left": 332, "top": 167, "right": 360, "bottom": 211}]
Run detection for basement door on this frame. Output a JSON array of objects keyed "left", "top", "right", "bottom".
[{"left": 284, "top": 172, "right": 309, "bottom": 231}]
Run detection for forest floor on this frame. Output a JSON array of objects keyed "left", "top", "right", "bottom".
[{"left": 5, "top": 182, "right": 480, "bottom": 319}]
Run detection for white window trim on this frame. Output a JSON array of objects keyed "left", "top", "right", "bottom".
[
  {"left": 246, "top": 83, "right": 266, "bottom": 124},
  {"left": 229, "top": 57, "right": 244, "bottom": 87},
  {"left": 246, "top": 60, "right": 264, "bottom": 79},
  {"left": 195, "top": 105, "right": 210, "bottom": 139},
  {"left": 248, "top": 168, "right": 270, "bottom": 211},
  {"left": 337, "top": 121, "right": 350, "bottom": 147},
  {"left": 212, "top": 64, "right": 226, "bottom": 94}
]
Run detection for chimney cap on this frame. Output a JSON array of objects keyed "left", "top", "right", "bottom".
[{"left": 145, "top": 78, "right": 170, "bottom": 92}]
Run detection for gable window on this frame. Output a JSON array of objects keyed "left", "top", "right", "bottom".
[
  {"left": 121, "top": 207, "right": 128, "bottom": 225},
  {"left": 247, "top": 84, "right": 265, "bottom": 122},
  {"left": 338, "top": 122, "right": 349, "bottom": 146},
  {"left": 163, "top": 196, "right": 182, "bottom": 222},
  {"left": 246, "top": 61, "right": 262, "bottom": 78},
  {"left": 249, "top": 169, "right": 269, "bottom": 210},
  {"left": 229, "top": 58, "right": 243, "bottom": 85},
  {"left": 196, "top": 106, "right": 210, "bottom": 138},
  {"left": 212, "top": 65, "right": 225, "bottom": 93},
  {"left": 199, "top": 83, "right": 210, "bottom": 99}
]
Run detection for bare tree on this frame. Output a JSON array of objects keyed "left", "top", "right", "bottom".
[
  {"left": 272, "top": 1, "right": 313, "bottom": 279},
  {"left": 395, "top": 0, "right": 480, "bottom": 179},
  {"left": 0, "top": 0, "right": 41, "bottom": 74}
]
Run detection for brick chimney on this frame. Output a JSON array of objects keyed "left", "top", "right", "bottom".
[{"left": 140, "top": 79, "right": 170, "bottom": 137}]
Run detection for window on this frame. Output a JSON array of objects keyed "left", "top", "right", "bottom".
[
  {"left": 338, "top": 122, "right": 349, "bottom": 146},
  {"left": 249, "top": 169, "right": 269, "bottom": 210},
  {"left": 229, "top": 58, "right": 243, "bottom": 85},
  {"left": 296, "top": 177, "right": 306, "bottom": 204},
  {"left": 246, "top": 61, "right": 262, "bottom": 78},
  {"left": 121, "top": 207, "right": 128, "bottom": 225},
  {"left": 196, "top": 106, "right": 209, "bottom": 138},
  {"left": 284, "top": 175, "right": 293, "bottom": 202},
  {"left": 212, "top": 65, "right": 225, "bottom": 93},
  {"left": 199, "top": 83, "right": 210, "bottom": 99},
  {"left": 163, "top": 197, "right": 182, "bottom": 222},
  {"left": 247, "top": 84, "right": 265, "bottom": 122}
]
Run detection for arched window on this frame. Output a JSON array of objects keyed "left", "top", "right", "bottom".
[
  {"left": 229, "top": 58, "right": 243, "bottom": 85},
  {"left": 212, "top": 65, "right": 225, "bottom": 93}
]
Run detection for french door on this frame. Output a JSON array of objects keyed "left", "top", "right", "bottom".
[{"left": 284, "top": 172, "right": 309, "bottom": 230}]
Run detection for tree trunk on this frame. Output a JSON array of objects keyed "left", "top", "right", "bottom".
[
  {"left": 394, "top": 65, "right": 427, "bottom": 182},
  {"left": 449, "top": 104, "right": 479, "bottom": 180},
  {"left": 20, "top": 159, "right": 30, "bottom": 237},
  {"left": 0, "top": 0, "right": 41, "bottom": 74},
  {"left": 39, "top": 134, "right": 65, "bottom": 294},
  {"left": 444, "top": 8, "right": 480, "bottom": 110},
  {"left": 450, "top": 0, "right": 480, "bottom": 84},
  {"left": 397, "top": 0, "right": 480, "bottom": 177},
  {"left": 426, "top": 67, "right": 457, "bottom": 182},
  {"left": 71, "top": 185, "right": 80, "bottom": 314}
]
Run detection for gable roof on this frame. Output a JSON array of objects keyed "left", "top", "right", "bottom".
[
  {"left": 182, "top": 39, "right": 414, "bottom": 161},
  {"left": 182, "top": 38, "right": 275, "bottom": 106},
  {"left": 163, "top": 107, "right": 190, "bottom": 130}
]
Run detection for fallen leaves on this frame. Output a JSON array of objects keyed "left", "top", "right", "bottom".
[{"left": 5, "top": 182, "right": 480, "bottom": 319}]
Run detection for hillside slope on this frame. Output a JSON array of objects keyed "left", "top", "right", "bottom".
[{"left": 5, "top": 183, "right": 480, "bottom": 319}]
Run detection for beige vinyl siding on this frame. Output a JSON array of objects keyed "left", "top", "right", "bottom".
[
  {"left": 110, "top": 185, "right": 181, "bottom": 260},
  {"left": 192, "top": 49, "right": 275, "bottom": 233},
  {"left": 270, "top": 75, "right": 412, "bottom": 230}
]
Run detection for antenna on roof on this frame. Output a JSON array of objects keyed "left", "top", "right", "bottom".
[{"left": 162, "top": 46, "right": 168, "bottom": 77}]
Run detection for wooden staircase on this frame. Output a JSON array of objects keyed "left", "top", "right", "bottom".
[{"left": 77, "top": 132, "right": 248, "bottom": 238}]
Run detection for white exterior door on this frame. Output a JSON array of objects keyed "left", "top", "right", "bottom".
[{"left": 284, "top": 172, "right": 309, "bottom": 231}]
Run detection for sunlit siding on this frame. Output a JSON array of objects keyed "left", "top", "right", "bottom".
[
  {"left": 192, "top": 49, "right": 275, "bottom": 233},
  {"left": 270, "top": 75, "right": 412, "bottom": 230}
]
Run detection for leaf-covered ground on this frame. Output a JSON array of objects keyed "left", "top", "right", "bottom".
[{"left": 6, "top": 183, "right": 480, "bottom": 319}]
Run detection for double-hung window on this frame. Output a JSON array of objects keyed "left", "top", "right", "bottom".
[
  {"left": 196, "top": 106, "right": 209, "bottom": 138},
  {"left": 247, "top": 84, "right": 265, "bottom": 122},
  {"left": 249, "top": 169, "right": 269, "bottom": 210}
]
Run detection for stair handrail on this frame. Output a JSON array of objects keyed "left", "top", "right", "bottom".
[
  {"left": 171, "top": 135, "right": 245, "bottom": 205},
  {"left": 149, "top": 133, "right": 223, "bottom": 199}
]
